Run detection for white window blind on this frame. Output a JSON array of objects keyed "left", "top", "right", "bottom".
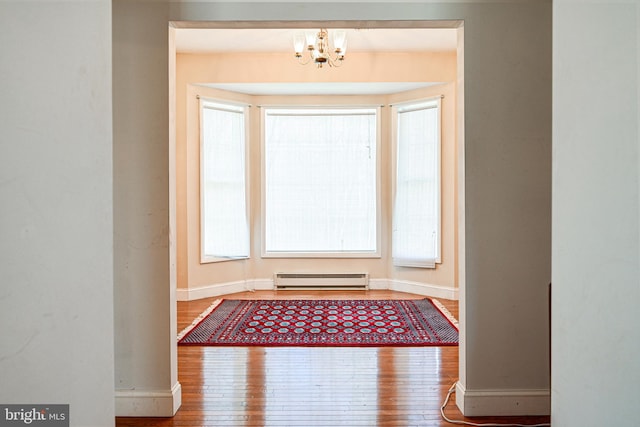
[
  {"left": 200, "top": 100, "right": 249, "bottom": 262},
  {"left": 263, "top": 107, "right": 378, "bottom": 256},
  {"left": 393, "top": 99, "right": 441, "bottom": 268}
]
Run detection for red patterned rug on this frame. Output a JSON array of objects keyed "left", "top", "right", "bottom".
[{"left": 178, "top": 299, "right": 458, "bottom": 347}]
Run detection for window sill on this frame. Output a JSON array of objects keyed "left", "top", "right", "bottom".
[
  {"left": 201, "top": 255, "right": 249, "bottom": 264},
  {"left": 393, "top": 258, "right": 440, "bottom": 269},
  {"left": 262, "top": 250, "right": 381, "bottom": 259}
]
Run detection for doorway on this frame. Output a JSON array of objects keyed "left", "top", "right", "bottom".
[{"left": 167, "top": 18, "right": 466, "bottom": 411}]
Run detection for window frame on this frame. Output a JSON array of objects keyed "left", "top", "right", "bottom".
[
  {"left": 260, "top": 105, "right": 382, "bottom": 259},
  {"left": 199, "top": 97, "right": 251, "bottom": 264},
  {"left": 391, "top": 96, "right": 442, "bottom": 268}
]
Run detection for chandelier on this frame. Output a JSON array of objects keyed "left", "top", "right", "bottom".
[{"left": 293, "top": 29, "right": 347, "bottom": 68}]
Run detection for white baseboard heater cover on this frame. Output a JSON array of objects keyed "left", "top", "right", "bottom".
[{"left": 275, "top": 273, "right": 369, "bottom": 290}]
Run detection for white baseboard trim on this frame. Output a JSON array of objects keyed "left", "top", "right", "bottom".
[
  {"left": 455, "top": 381, "right": 550, "bottom": 416},
  {"left": 388, "top": 279, "right": 459, "bottom": 300},
  {"left": 176, "top": 279, "right": 273, "bottom": 301},
  {"left": 367, "top": 278, "right": 391, "bottom": 290},
  {"left": 177, "top": 278, "right": 458, "bottom": 301},
  {"left": 115, "top": 381, "right": 182, "bottom": 417}
]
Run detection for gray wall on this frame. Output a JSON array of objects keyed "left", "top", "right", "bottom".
[
  {"left": 0, "top": 0, "right": 558, "bottom": 424},
  {"left": 552, "top": 1, "right": 640, "bottom": 425},
  {"left": 4, "top": 0, "right": 639, "bottom": 425},
  {"left": 113, "top": 0, "right": 552, "bottom": 417},
  {"left": 0, "top": 1, "right": 114, "bottom": 426},
  {"left": 113, "top": 0, "right": 180, "bottom": 416}
]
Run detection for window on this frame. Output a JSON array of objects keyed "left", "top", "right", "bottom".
[
  {"left": 200, "top": 99, "right": 250, "bottom": 262},
  {"left": 263, "top": 107, "right": 379, "bottom": 257},
  {"left": 392, "top": 98, "right": 441, "bottom": 268}
]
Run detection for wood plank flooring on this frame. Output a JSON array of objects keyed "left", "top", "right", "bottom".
[{"left": 116, "top": 290, "right": 550, "bottom": 426}]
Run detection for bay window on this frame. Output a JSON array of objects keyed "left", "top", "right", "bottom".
[
  {"left": 200, "top": 99, "right": 250, "bottom": 262},
  {"left": 392, "top": 98, "right": 442, "bottom": 268},
  {"left": 262, "top": 107, "right": 380, "bottom": 257}
]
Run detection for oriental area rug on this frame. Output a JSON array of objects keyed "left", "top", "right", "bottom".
[{"left": 178, "top": 299, "right": 458, "bottom": 347}]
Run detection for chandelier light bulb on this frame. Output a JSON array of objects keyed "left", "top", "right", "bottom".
[
  {"left": 293, "top": 34, "right": 305, "bottom": 55},
  {"left": 337, "top": 39, "right": 347, "bottom": 57},
  {"left": 305, "top": 31, "right": 316, "bottom": 49},
  {"left": 332, "top": 30, "right": 346, "bottom": 52}
]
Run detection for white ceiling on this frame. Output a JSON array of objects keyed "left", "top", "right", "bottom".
[
  {"left": 174, "top": 28, "right": 457, "bottom": 53},
  {"left": 175, "top": 28, "right": 458, "bottom": 96},
  {"left": 199, "top": 82, "right": 441, "bottom": 96}
]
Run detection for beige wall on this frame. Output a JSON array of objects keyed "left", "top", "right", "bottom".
[
  {"left": 176, "top": 50, "right": 458, "bottom": 296},
  {"left": 177, "top": 51, "right": 456, "bottom": 84}
]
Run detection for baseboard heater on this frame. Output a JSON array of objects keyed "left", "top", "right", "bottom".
[{"left": 274, "top": 273, "right": 369, "bottom": 290}]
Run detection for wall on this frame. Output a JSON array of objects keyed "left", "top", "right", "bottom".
[
  {"left": 113, "top": 0, "right": 551, "bottom": 417},
  {"left": 10, "top": 2, "right": 638, "bottom": 425},
  {"left": 552, "top": 2, "right": 640, "bottom": 426},
  {"left": 0, "top": 0, "right": 561, "bottom": 423},
  {"left": 113, "top": 0, "right": 180, "bottom": 417},
  {"left": 175, "top": 51, "right": 458, "bottom": 299},
  {"left": 0, "top": 1, "right": 115, "bottom": 426},
  {"left": 455, "top": 2, "right": 551, "bottom": 416}
]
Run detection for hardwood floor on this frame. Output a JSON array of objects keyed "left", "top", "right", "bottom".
[{"left": 116, "top": 290, "right": 550, "bottom": 426}]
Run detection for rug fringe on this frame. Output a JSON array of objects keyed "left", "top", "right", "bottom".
[
  {"left": 177, "top": 299, "right": 224, "bottom": 341},
  {"left": 431, "top": 298, "right": 459, "bottom": 329}
]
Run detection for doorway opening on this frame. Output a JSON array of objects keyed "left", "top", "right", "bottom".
[{"left": 167, "top": 18, "right": 466, "bottom": 412}]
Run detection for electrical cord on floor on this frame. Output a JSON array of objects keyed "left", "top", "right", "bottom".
[{"left": 440, "top": 381, "right": 551, "bottom": 427}]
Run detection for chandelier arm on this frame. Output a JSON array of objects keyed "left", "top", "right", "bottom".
[{"left": 296, "top": 54, "right": 312, "bottom": 66}]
